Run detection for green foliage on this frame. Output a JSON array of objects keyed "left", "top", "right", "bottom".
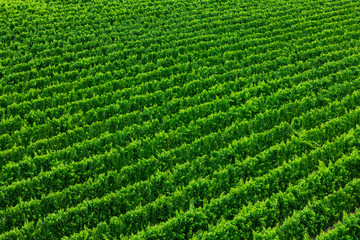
[{"left": 1, "top": 0, "right": 360, "bottom": 239}]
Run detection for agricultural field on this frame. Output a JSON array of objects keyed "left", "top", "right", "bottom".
[{"left": 1, "top": 0, "right": 360, "bottom": 239}]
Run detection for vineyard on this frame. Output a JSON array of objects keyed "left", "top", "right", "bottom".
[{"left": 1, "top": 0, "right": 360, "bottom": 239}]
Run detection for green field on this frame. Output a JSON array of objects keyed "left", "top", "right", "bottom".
[{"left": 1, "top": 0, "right": 360, "bottom": 239}]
